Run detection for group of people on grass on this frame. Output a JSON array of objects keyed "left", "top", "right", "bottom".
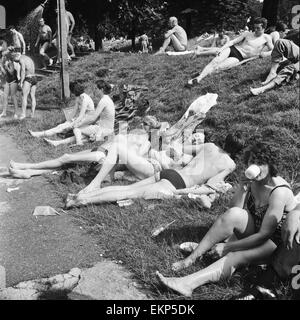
[{"left": 2, "top": 12, "right": 300, "bottom": 299}]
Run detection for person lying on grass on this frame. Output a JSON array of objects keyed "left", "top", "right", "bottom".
[
  {"left": 65, "top": 133, "right": 243, "bottom": 208},
  {"left": 8, "top": 128, "right": 194, "bottom": 181},
  {"left": 42, "top": 80, "right": 115, "bottom": 147},
  {"left": 192, "top": 29, "right": 230, "bottom": 58},
  {"left": 9, "top": 128, "right": 148, "bottom": 179},
  {"left": 250, "top": 39, "right": 299, "bottom": 96},
  {"left": 29, "top": 80, "right": 95, "bottom": 138},
  {"left": 156, "top": 142, "right": 298, "bottom": 298},
  {"left": 186, "top": 17, "right": 274, "bottom": 87}
]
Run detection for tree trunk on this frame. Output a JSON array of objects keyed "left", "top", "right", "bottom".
[{"left": 262, "top": 0, "right": 280, "bottom": 26}]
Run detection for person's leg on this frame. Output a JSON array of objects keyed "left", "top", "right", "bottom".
[
  {"left": 170, "top": 35, "right": 186, "bottom": 52},
  {"left": 10, "top": 149, "right": 102, "bottom": 170},
  {"left": 157, "top": 240, "right": 277, "bottom": 297},
  {"left": 172, "top": 207, "right": 256, "bottom": 271},
  {"left": 29, "top": 121, "right": 73, "bottom": 138},
  {"left": 30, "top": 85, "right": 37, "bottom": 118},
  {"left": 67, "top": 179, "right": 174, "bottom": 208},
  {"left": 67, "top": 35, "right": 76, "bottom": 58},
  {"left": 10, "top": 82, "right": 18, "bottom": 117},
  {"left": 187, "top": 48, "right": 234, "bottom": 85},
  {"left": 20, "top": 81, "right": 31, "bottom": 119},
  {"left": 40, "top": 42, "right": 51, "bottom": 67},
  {"left": 194, "top": 47, "right": 218, "bottom": 57},
  {"left": 250, "top": 81, "right": 277, "bottom": 96},
  {"left": 9, "top": 167, "right": 53, "bottom": 179},
  {"left": 0, "top": 83, "right": 9, "bottom": 117},
  {"left": 44, "top": 136, "right": 76, "bottom": 147}
]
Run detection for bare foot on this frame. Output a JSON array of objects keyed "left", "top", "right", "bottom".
[
  {"left": 44, "top": 138, "right": 60, "bottom": 147},
  {"left": 156, "top": 271, "right": 193, "bottom": 297},
  {"left": 28, "top": 130, "right": 44, "bottom": 138},
  {"left": 9, "top": 167, "right": 31, "bottom": 179},
  {"left": 179, "top": 242, "right": 198, "bottom": 253},
  {"left": 172, "top": 257, "right": 194, "bottom": 272},
  {"left": 250, "top": 87, "right": 261, "bottom": 96}
]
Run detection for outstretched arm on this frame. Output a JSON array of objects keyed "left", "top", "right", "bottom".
[
  {"left": 217, "top": 33, "right": 246, "bottom": 53},
  {"left": 206, "top": 166, "right": 236, "bottom": 189}
]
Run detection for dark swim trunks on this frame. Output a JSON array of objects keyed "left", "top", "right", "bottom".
[
  {"left": 5, "top": 70, "right": 18, "bottom": 84},
  {"left": 160, "top": 169, "right": 186, "bottom": 190},
  {"left": 229, "top": 45, "right": 244, "bottom": 62},
  {"left": 24, "top": 76, "right": 38, "bottom": 86}
]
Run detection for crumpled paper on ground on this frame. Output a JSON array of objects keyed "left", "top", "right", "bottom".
[{"left": 33, "top": 206, "right": 60, "bottom": 216}]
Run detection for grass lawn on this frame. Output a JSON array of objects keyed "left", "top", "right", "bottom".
[{"left": 0, "top": 51, "right": 299, "bottom": 300}]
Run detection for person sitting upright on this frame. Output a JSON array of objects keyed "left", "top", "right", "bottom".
[
  {"left": 154, "top": 17, "right": 188, "bottom": 55},
  {"left": 269, "top": 21, "right": 288, "bottom": 45},
  {"left": 156, "top": 142, "right": 298, "bottom": 297},
  {"left": 250, "top": 38, "right": 299, "bottom": 96},
  {"left": 29, "top": 80, "right": 94, "bottom": 138},
  {"left": 44, "top": 80, "right": 115, "bottom": 147},
  {"left": 186, "top": 17, "right": 274, "bottom": 87}
]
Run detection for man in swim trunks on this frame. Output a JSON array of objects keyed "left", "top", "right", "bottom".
[
  {"left": 250, "top": 38, "right": 299, "bottom": 96},
  {"left": 154, "top": 17, "right": 188, "bottom": 55},
  {"left": 35, "top": 18, "right": 53, "bottom": 68},
  {"left": 11, "top": 51, "right": 37, "bottom": 119},
  {"left": 187, "top": 17, "right": 274, "bottom": 86},
  {"left": 7, "top": 26, "right": 26, "bottom": 54},
  {"left": 65, "top": 133, "right": 243, "bottom": 208}
]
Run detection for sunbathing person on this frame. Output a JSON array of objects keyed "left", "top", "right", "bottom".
[
  {"left": 250, "top": 39, "right": 299, "bottom": 96},
  {"left": 268, "top": 22, "right": 288, "bottom": 45},
  {"left": 29, "top": 81, "right": 94, "bottom": 138},
  {"left": 65, "top": 133, "right": 243, "bottom": 208},
  {"left": 193, "top": 29, "right": 230, "bottom": 58},
  {"left": 154, "top": 17, "right": 188, "bottom": 55},
  {"left": 187, "top": 17, "right": 274, "bottom": 87},
  {"left": 44, "top": 80, "right": 115, "bottom": 147},
  {"left": 156, "top": 142, "right": 298, "bottom": 297},
  {"left": 8, "top": 129, "right": 148, "bottom": 179}
]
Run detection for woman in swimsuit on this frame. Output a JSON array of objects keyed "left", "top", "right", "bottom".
[
  {"left": 0, "top": 50, "right": 19, "bottom": 119},
  {"left": 156, "top": 142, "right": 298, "bottom": 297}
]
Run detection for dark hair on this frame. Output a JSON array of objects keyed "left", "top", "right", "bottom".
[
  {"left": 7, "top": 25, "right": 15, "bottom": 31},
  {"left": 96, "top": 79, "right": 112, "bottom": 94},
  {"left": 69, "top": 81, "right": 85, "bottom": 96},
  {"left": 223, "top": 132, "right": 245, "bottom": 160},
  {"left": 276, "top": 21, "right": 287, "bottom": 32},
  {"left": 253, "top": 17, "right": 268, "bottom": 29},
  {"left": 243, "top": 142, "right": 278, "bottom": 177}
]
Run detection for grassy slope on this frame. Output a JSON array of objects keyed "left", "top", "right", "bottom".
[{"left": 0, "top": 51, "right": 299, "bottom": 300}]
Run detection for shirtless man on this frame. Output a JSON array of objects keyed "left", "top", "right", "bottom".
[
  {"left": 35, "top": 18, "right": 53, "bottom": 68},
  {"left": 65, "top": 133, "right": 243, "bottom": 208},
  {"left": 11, "top": 51, "right": 37, "bottom": 119},
  {"left": 155, "top": 17, "right": 188, "bottom": 55},
  {"left": 193, "top": 29, "right": 230, "bottom": 58},
  {"left": 187, "top": 17, "right": 274, "bottom": 86},
  {"left": 52, "top": 8, "right": 76, "bottom": 61},
  {"left": 7, "top": 26, "right": 26, "bottom": 54},
  {"left": 28, "top": 80, "right": 94, "bottom": 138}
]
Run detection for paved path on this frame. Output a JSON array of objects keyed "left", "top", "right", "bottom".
[{"left": 0, "top": 132, "right": 103, "bottom": 287}]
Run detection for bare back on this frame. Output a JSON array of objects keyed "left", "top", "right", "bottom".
[
  {"left": 20, "top": 55, "right": 35, "bottom": 76},
  {"left": 236, "top": 32, "right": 271, "bottom": 58},
  {"left": 179, "top": 143, "right": 235, "bottom": 187}
]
